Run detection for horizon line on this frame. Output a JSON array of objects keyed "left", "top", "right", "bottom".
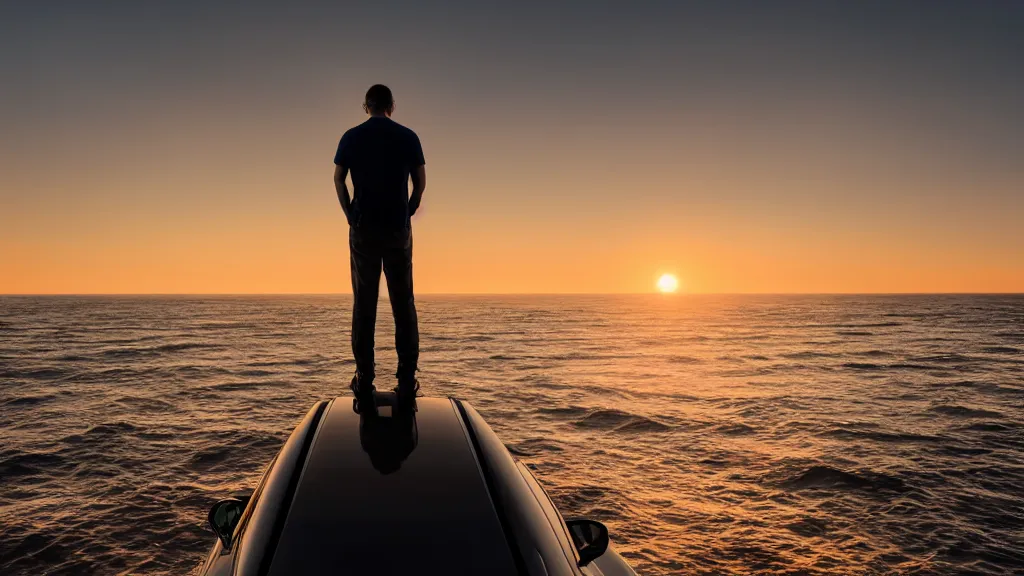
[{"left": 1, "top": 292, "right": 1022, "bottom": 297}]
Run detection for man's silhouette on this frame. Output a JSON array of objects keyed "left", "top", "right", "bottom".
[{"left": 334, "top": 84, "right": 425, "bottom": 406}]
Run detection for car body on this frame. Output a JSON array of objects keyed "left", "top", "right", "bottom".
[{"left": 199, "top": 394, "right": 637, "bottom": 576}]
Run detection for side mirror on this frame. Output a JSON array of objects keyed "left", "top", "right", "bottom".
[
  {"left": 566, "top": 519, "right": 609, "bottom": 567},
  {"left": 208, "top": 498, "right": 246, "bottom": 550}
]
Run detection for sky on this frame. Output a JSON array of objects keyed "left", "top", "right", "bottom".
[{"left": 2, "top": 0, "right": 1022, "bottom": 294}]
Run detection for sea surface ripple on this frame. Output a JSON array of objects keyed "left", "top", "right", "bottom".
[{"left": 1, "top": 295, "right": 1022, "bottom": 575}]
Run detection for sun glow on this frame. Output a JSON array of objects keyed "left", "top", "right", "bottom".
[{"left": 657, "top": 274, "right": 679, "bottom": 293}]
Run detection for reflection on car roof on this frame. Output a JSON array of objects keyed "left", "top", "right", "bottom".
[{"left": 267, "top": 397, "right": 519, "bottom": 576}]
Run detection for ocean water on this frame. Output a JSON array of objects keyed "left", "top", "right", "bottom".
[{"left": 1, "top": 294, "right": 1022, "bottom": 575}]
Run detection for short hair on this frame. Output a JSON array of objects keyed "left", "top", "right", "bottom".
[{"left": 364, "top": 84, "right": 394, "bottom": 113}]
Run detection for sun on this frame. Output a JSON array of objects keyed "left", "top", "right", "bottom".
[{"left": 656, "top": 273, "right": 679, "bottom": 294}]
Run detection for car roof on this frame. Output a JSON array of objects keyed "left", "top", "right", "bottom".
[{"left": 266, "top": 396, "right": 520, "bottom": 576}]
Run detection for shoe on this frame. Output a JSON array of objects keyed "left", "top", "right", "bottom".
[
  {"left": 394, "top": 376, "right": 419, "bottom": 412},
  {"left": 350, "top": 374, "right": 377, "bottom": 416}
]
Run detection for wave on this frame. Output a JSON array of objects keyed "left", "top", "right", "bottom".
[
  {"left": 2, "top": 394, "right": 57, "bottom": 407},
  {"left": 573, "top": 409, "right": 673, "bottom": 433},
  {"left": 207, "top": 381, "right": 290, "bottom": 392},
  {"left": 842, "top": 362, "right": 883, "bottom": 370},
  {"left": 546, "top": 352, "right": 638, "bottom": 361},
  {"left": 927, "top": 405, "right": 1004, "bottom": 419},
  {"left": 781, "top": 351, "right": 837, "bottom": 360},
  {"left": 819, "top": 427, "right": 943, "bottom": 444},
  {"left": 961, "top": 422, "right": 1018, "bottom": 432},
  {"left": 205, "top": 430, "right": 285, "bottom": 450},
  {"left": 245, "top": 358, "right": 319, "bottom": 367},
  {"left": 83, "top": 422, "right": 141, "bottom": 436},
  {"left": 715, "top": 422, "right": 756, "bottom": 435},
  {"left": 781, "top": 465, "right": 906, "bottom": 492},
  {"left": 571, "top": 409, "right": 639, "bottom": 428},
  {"left": 113, "top": 396, "right": 175, "bottom": 412},
  {"left": 546, "top": 484, "right": 614, "bottom": 513},
  {"left": 913, "top": 354, "right": 978, "bottom": 364},
  {"left": 888, "top": 363, "right": 942, "bottom": 371},
  {"left": 233, "top": 369, "right": 276, "bottom": 377},
  {"left": 157, "top": 341, "right": 230, "bottom": 353},
  {"left": 536, "top": 406, "right": 590, "bottom": 418},
  {"left": 851, "top": 349, "right": 893, "bottom": 358},
  {"left": 0, "top": 450, "right": 68, "bottom": 478},
  {"left": 666, "top": 355, "right": 702, "bottom": 364},
  {"left": 981, "top": 346, "right": 1019, "bottom": 354},
  {"left": 193, "top": 321, "right": 259, "bottom": 330},
  {"left": 98, "top": 342, "right": 227, "bottom": 359},
  {"left": 827, "top": 322, "right": 903, "bottom": 328},
  {"left": 784, "top": 517, "right": 830, "bottom": 537},
  {"left": 188, "top": 447, "right": 234, "bottom": 470},
  {"left": 505, "top": 439, "right": 565, "bottom": 457},
  {"left": 938, "top": 445, "right": 993, "bottom": 456},
  {"left": 615, "top": 418, "right": 674, "bottom": 433},
  {"left": 1, "top": 367, "right": 68, "bottom": 380}
]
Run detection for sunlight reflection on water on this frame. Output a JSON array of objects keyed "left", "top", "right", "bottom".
[{"left": 1, "top": 295, "right": 1022, "bottom": 575}]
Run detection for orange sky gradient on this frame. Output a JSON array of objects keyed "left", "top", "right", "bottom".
[{"left": 2, "top": 3, "right": 1022, "bottom": 294}]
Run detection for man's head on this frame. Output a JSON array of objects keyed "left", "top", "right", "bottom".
[{"left": 363, "top": 84, "right": 394, "bottom": 117}]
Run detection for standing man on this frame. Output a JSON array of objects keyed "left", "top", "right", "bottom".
[{"left": 334, "top": 84, "right": 426, "bottom": 407}]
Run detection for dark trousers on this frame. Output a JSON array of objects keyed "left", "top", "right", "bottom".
[{"left": 349, "top": 226, "right": 418, "bottom": 383}]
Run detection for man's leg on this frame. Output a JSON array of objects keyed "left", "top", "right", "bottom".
[
  {"left": 350, "top": 227, "right": 382, "bottom": 389},
  {"left": 382, "top": 229, "right": 418, "bottom": 387}
]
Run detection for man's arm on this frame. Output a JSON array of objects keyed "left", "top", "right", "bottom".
[
  {"left": 409, "top": 164, "right": 426, "bottom": 216},
  {"left": 334, "top": 164, "right": 355, "bottom": 224}
]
